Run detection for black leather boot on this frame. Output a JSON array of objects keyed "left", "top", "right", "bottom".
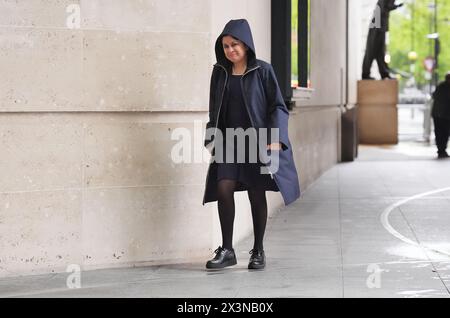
[
  {"left": 206, "top": 246, "right": 237, "bottom": 269},
  {"left": 248, "top": 249, "right": 265, "bottom": 270},
  {"left": 438, "top": 151, "right": 449, "bottom": 159}
]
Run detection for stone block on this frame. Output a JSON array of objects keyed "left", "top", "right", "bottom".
[
  {"left": 0, "top": 28, "right": 83, "bottom": 111},
  {"left": 358, "top": 104, "right": 398, "bottom": 144},
  {"left": 357, "top": 80, "right": 398, "bottom": 105},
  {"left": 357, "top": 80, "right": 399, "bottom": 144}
]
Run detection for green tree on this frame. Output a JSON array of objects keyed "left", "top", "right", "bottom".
[{"left": 389, "top": 0, "right": 450, "bottom": 90}]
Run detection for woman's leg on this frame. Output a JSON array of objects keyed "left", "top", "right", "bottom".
[
  {"left": 217, "top": 179, "right": 237, "bottom": 250},
  {"left": 247, "top": 188, "right": 268, "bottom": 251}
]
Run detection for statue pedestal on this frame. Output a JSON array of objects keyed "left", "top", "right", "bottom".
[{"left": 357, "top": 80, "right": 398, "bottom": 144}]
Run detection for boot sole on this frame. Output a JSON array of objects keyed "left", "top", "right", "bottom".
[
  {"left": 206, "top": 258, "right": 237, "bottom": 269},
  {"left": 248, "top": 263, "right": 265, "bottom": 270}
]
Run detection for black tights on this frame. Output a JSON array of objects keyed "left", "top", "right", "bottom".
[{"left": 217, "top": 179, "right": 268, "bottom": 251}]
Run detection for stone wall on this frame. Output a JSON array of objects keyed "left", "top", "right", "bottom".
[{"left": 0, "top": 0, "right": 349, "bottom": 277}]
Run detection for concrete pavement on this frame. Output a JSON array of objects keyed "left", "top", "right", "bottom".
[{"left": 1, "top": 143, "right": 450, "bottom": 298}]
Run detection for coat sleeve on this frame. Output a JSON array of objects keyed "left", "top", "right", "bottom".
[
  {"left": 263, "top": 65, "right": 290, "bottom": 151},
  {"left": 204, "top": 68, "right": 217, "bottom": 149}
]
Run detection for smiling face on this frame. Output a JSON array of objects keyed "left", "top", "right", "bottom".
[{"left": 222, "top": 35, "right": 248, "bottom": 65}]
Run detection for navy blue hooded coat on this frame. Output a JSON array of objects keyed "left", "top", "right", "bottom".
[{"left": 203, "top": 19, "right": 300, "bottom": 206}]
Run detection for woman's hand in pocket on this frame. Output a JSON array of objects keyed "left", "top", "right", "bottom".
[{"left": 267, "top": 143, "right": 282, "bottom": 151}]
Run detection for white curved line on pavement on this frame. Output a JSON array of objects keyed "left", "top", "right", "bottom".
[{"left": 380, "top": 187, "right": 450, "bottom": 258}]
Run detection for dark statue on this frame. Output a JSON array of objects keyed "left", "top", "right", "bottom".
[{"left": 362, "top": 0, "right": 403, "bottom": 80}]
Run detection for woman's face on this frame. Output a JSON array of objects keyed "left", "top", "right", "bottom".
[{"left": 222, "top": 35, "right": 248, "bottom": 65}]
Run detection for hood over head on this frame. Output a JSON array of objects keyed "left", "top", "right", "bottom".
[{"left": 215, "top": 19, "right": 257, "bottom": 71}]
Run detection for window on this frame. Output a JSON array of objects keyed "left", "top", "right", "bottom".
[
  {"left": 271, "top": 0, "right": 311, "bottom": 107},
  {"left": 291, "top": 0, "right": 311, "bottom": 88}
]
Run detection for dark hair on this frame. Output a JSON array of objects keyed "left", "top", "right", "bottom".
[{"left": 446, "top": 72, "right": 450, "bottom": 81}]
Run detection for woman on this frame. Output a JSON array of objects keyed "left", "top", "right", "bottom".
[{"left": 203, "top": 19, "right": 300, "bottom": 270}]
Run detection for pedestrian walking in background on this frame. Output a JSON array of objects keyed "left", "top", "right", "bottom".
[{"left": 432, "top": 72, "right": 450, "bottom": 159}]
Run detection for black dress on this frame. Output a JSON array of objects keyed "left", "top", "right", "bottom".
[{"left": 216, "top": 74, "right": 279, "bottom": 193}]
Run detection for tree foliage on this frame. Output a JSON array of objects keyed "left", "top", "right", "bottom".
[{"left": 389, "top": 0, "right": 450, "bottom": 89}]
